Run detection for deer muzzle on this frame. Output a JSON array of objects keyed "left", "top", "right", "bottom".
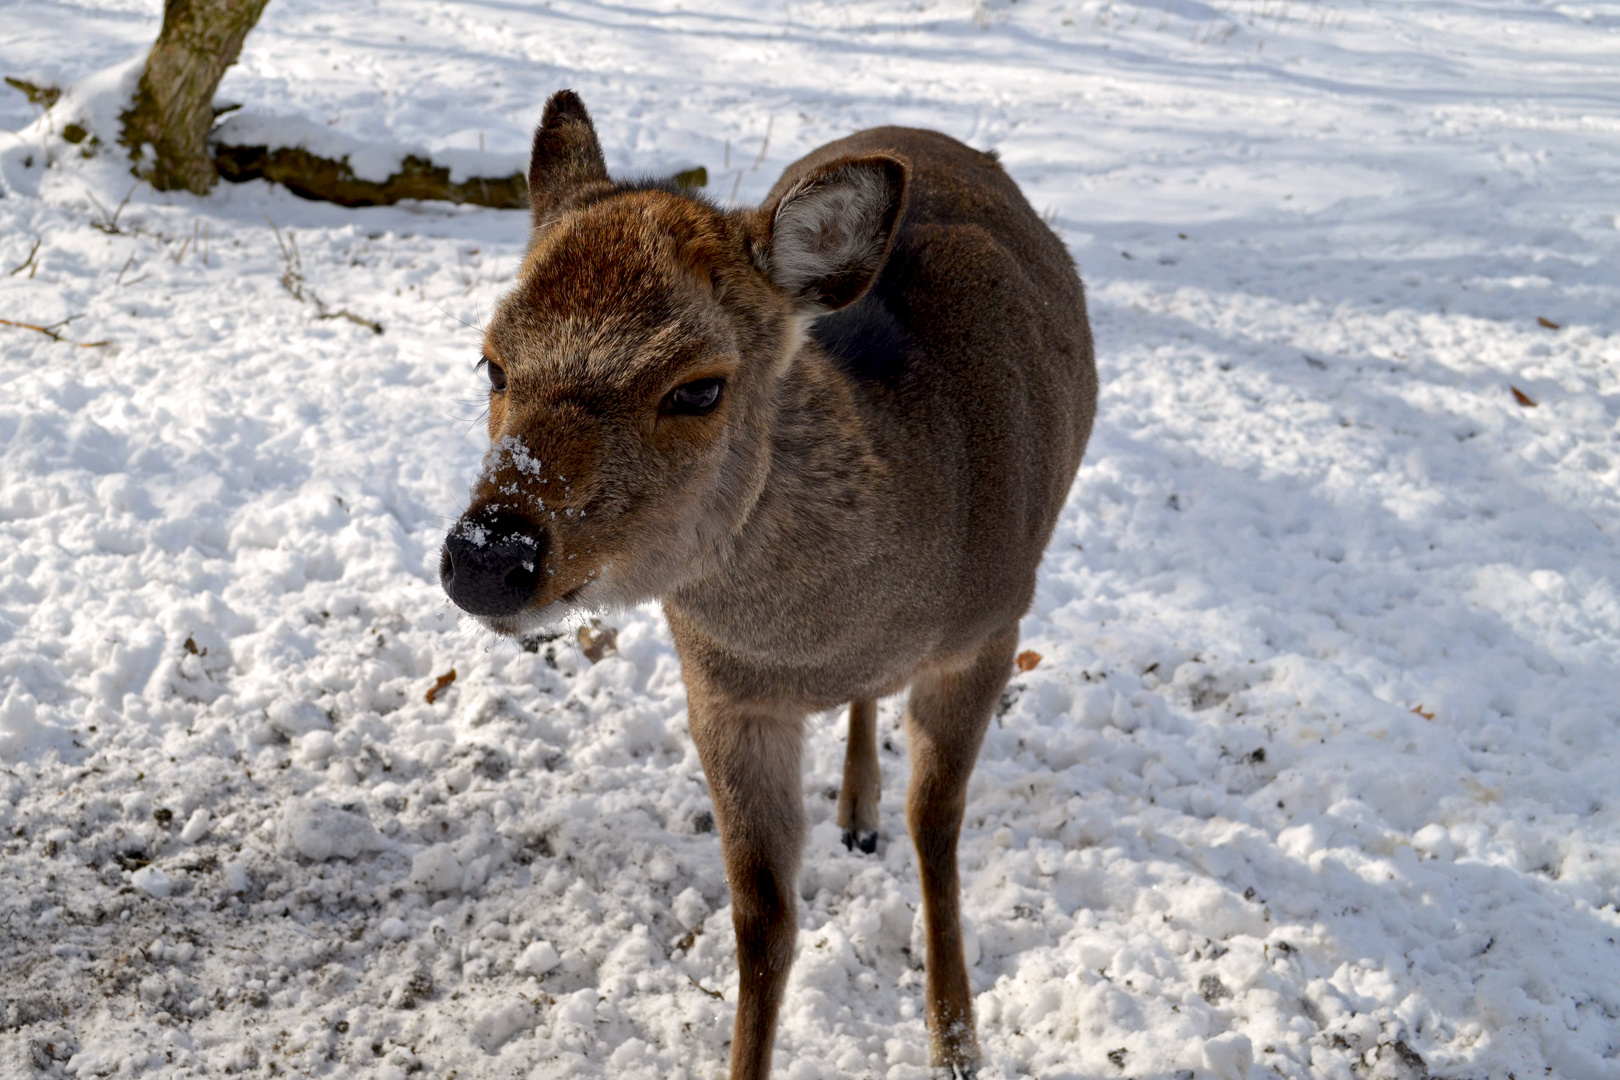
[{"left": 439, "top": 510, "right": 546, "bottom": 618}]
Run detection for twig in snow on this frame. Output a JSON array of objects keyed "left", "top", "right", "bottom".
[
  {"left": 0, "top": 316, "right": 67, "bottom": 341},
  {"left": 8, "top": 238, "right": 40, "bottom": 277},
  {"left": 87, "top": 182, "right": 139, "bottom": 235},
  {"left": 267, "top": 215, "right": 384, "bottom": 334},
  {"left": 317, "top": 308, "right": 384, "bottom": 334},
  {"left": 169, "top": 230, "right": 192, "bottom": 265},
  {"left": 168, "top": 220, "right": 198, "bottom": 264},
  {"left": 726, "top": 118, "right": 777, "bottom": 204},
  {"left": 265, "top": 214, "right": 303, "bottom": 298},
  {"left": 688, "top": 975, "right": 723, "bottom": 1000},
  {"left": 752, "top": 115, "right": 774, "bottom": 170},
  {"left": 0, "top": 316, "right": 110, "bottom": 347}
]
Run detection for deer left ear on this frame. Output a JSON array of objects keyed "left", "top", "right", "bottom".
[
  {"left": 528, "top": 90, "right": 611, "bottom": 230},
  {"left": 760, "top": 154, "right": 909, "bottom": 313}
]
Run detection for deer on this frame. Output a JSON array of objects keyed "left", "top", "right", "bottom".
[{"left": 439, "top": 90, "right": 1096, "bottom": 1079}]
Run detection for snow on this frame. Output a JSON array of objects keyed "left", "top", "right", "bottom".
[
  {"left": 519, "top": 940, "right": 562, "bottom": 978},
  {"left": 275, "top": 798, "right": 386, "bottom": 863},
  {"left": 2, "top": 0, "right": 1619, "bottom": 1077},
  {"left": 179, "top": 806, "right": 211, "bottom": 844},
  {"left": 130, "top": 864, "right": 173, "bottom": 899}
]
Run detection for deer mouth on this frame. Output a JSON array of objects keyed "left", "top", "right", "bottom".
[{"left": 465, "top": 574, "right": 606, "bottom": 640}]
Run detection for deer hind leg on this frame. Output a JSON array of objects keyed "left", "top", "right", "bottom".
[
  {"left": 905, "top": 626, "right": 1019, "bottom": 1077},
  {"left": 686, "top": 694, "right": 806, "bottom": 1080},
  {"left": 838, "top": 697, "right": 881, "bottom": 853}
]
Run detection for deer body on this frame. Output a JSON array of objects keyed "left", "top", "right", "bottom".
[
  {"left": 441, "top": 94, "right": 1095, "bottom": 1079},
  {"left": 670, "top": 125, "right": 1091, "bottom": 704}
]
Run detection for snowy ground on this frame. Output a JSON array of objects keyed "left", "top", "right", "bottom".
[{"left": 3, "top": 1, "right": 1620, "bottom": 1077}]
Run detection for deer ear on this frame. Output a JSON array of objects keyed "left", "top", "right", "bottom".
[
  {"left": 528, "top": 90, "right": 611, "bottom": 228},
  {"left": 760, "top": 154, "right": 909, "bottom": 312}
]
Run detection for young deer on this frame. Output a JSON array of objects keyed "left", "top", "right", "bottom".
[{"left": 440, "top": 91, "right": 1096, "bottom": 1078}]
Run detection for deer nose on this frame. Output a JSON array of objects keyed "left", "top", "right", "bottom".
[{"left": 440, "top": 511, "right": 545, "bottom": 617}]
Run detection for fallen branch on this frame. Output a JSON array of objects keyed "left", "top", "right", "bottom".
[
  {"left": 0, "top": 317, "right": 110, "bottom": 347},
  {"left": 219, "top": 145, "right": 528, "bottom": 209},
  {"left": 217, "top": 143, "right": 707, "bottom": 209}
]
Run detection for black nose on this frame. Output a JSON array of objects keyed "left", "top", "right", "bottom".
[{"left": 440, "top": 511, "right": 545, "bottom": 617}]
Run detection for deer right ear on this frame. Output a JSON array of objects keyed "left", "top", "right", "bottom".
[
  {"left": 758, "top": 154, "right": 909, "bottom": 313},
  {"left": 528, "top": 90, "right": 611, "bottom": 229}
]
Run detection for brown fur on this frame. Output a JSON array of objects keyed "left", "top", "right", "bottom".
[{"left": 441, "top": 90, "right": 1097, "bottom": 1078}]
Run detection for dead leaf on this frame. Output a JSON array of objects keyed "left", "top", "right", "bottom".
[
  {"left": 1411, "top": 705, "right": 1435, "bottom": 720},
  {"left": 425, "top": 669, "right": 456, "bottom": 704},
  {"left": 183, "top": 636, "right": 199, "bottom": 655},
  {"left": 577, "top": 623, "right": 617, "bottom": 663},
  {"left": 1015, "top": 650, "right": 1042, "bottom": 673},
  {"left": 1511, "top": 386, "right": 1537, "bottom": 408},
  {"left": 1536, "top": 316, "right": 1560, "bottom": 330}
]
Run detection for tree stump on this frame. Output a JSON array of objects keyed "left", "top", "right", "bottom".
[{"left": 121, "top": 0, "right": 271, "bottom": 193}]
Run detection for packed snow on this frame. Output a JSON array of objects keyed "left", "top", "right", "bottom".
[{"left": 3, "top": 0, "right": 1619, "bottom": 1077}]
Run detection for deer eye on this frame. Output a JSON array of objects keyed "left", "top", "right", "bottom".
[
  {"left": 479, "top": 356, "right": 507, "bottom": 393},
  {"left": 666, "top": 377, "right": 723, "bottom": 416}
]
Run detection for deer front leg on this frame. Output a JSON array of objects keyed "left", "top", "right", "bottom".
[
  {"left": 687, "top": 690, "right": 806, "bottom": 1080},
  {"left": 838, "top": 697, "right": 881, "bottom": 853},
  {"left": 905, "top": 627, "right": 1018, "bottom": 1077}
]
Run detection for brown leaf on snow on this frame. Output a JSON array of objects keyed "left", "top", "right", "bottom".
[
  {"left": 1511, "top": 386, "right": 1537, "bottom": 408},
  {"left": 1411, "top": 705, "right": 1435, "bottom": 720},
  {"left": 425, "top": 669, "right": 456, "bottom": 704},
  {"left": 1536, "top": 316, "right": 1560, "bottom": 330},
  {"left": 1015, "top": 650, "right": 1042, "bottom": 673},
  {"left": 578, "top": 623, "right": 618, "bottom": 663}
]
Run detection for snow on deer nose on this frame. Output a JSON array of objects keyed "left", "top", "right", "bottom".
[{"left": 439, "top": 510, "right": 546, "bottom": 617}]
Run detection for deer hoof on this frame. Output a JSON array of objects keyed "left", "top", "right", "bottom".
[{"left": 841, "top": 829, "right": 879, "bottom": 854}]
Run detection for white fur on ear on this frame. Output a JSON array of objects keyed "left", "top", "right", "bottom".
[{"left": 766, "top": 160, "right": 904, "bottom": 311}]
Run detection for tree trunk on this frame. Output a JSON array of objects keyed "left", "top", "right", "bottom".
[{"left": 121, "top": 0, "right": 271, "bottom": 194}]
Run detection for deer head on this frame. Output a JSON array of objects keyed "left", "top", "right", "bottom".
[{"left": 440, "top": 91, "right": 908, "bottom": 635}]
